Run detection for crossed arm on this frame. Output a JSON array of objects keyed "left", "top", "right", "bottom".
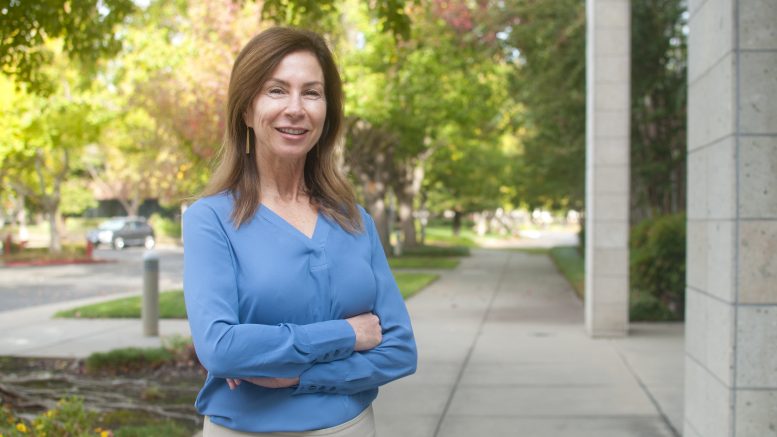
[
  {"left": 226, "top": 312, "right": 382, "bottom": 389},
  {"left": 183, "top": 204, "right": 417, "bottom": 395}
]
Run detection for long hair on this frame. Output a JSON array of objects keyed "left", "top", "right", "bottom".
[{"left": 201, "top": 27, "right": 362, "bottom": 233}]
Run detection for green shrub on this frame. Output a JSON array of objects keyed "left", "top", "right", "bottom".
[
  {"left": 85, "top": 347, "right": 174, "bottom": 375},
  {"left": 31, "top": 396, "right": 103, "bottom": 437},
  {"left": 629, "top": 213, "right": 686, "bottom": 321},
  {"left": 149, "top": 214, "right": 181, "bottom": 239},
  {"left": 0, "top": 396, "right": 108, "bottom": 436}
]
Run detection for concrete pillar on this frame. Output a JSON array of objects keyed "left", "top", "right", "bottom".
[
  {"left": 584, "top": 0, "right": 631, "bottom": 337},
  {"left": 684, "top": 0, "right": 777, "bottom": 436}
]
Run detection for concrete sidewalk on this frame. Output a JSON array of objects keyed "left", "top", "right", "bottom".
[
  {"left": 0, "top": 248, "right": 684, "bottom": 437},
  {"left": 0, "top": 292, "right": 191, "bottom": 357},
  {"left": 374, "top": 249, "right": 683, "bottom": 437}
]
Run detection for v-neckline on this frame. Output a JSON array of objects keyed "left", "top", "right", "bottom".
[{"left": 259, "top": 204, "right": 326, "bottom": 244}]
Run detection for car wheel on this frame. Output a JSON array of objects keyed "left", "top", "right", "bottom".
[
  {"left": 113, "top": 237, "right": 126, "bottom": 250},
  {"left": 144, "top": 235, "right": 156, "bottom": 249}
]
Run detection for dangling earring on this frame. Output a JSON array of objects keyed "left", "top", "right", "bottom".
[{"left": 245, "top": 127, "right": 251, "bottom": 155}]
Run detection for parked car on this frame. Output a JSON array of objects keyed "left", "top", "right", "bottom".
[{"left": 87, "top": 217, "right": 155, "bottom": 250}]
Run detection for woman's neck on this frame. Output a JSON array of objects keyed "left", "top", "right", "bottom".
[{"left": 256, "top": 152, "right": 308, "bottom": 204}]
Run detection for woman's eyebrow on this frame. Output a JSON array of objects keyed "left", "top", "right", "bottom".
[{"left": 267, "top": 78, "right": 324, "bottom": 87}]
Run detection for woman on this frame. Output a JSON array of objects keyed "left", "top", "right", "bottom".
[{"left": 182, "top": 27, "right": 417, "bottom": 436}]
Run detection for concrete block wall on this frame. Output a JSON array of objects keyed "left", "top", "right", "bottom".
[
  {"left": 685, "top": 0, "right": 777, "bottom": 435},
  {"left": 584, "top": 0, "right": 631, "bottom": 337}
]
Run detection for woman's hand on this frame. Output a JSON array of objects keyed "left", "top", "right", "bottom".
[
  {"left": 226, "top": 377, "right": 300, "bottom": 390},
  {"left": 346, "top": 312, "right": 382, "bottom": 351}
]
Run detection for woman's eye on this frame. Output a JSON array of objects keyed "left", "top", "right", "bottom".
[
  {"left": 304, "top": 90, "right": 323, "bottom": 99},
  {"left": 268, "top": 88, "right": 284, "bottom": 95}
]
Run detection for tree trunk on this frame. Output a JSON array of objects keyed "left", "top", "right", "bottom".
[
  {"left": 395, "top": 188, "right": 417, "bottom": 249},
  {"left": 390, "top": 154, "right": 428, "bottom": 249},
  {"left": 452, "top": 210, "right": 463, "bottom": 236},
  {"left": 343, "top": 117, "right": 400, "bottom": 254},
  {"left": 16, "top": 194, "right": 28, "bottom": 242},
  {"left": 126, "top": 197, "right": 142, "bottom": 217},
  {"left": 47, "top": 204, "right": 62, "bottom": 253},
  {"left": 364, "top": 181, "right": 390, "bottom": 255}
]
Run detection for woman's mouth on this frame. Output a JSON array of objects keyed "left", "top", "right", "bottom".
[{"left": 276, "top": 127, "right": 308, "bottom": 136}]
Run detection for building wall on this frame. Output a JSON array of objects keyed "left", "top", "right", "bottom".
[{"left": 685, "top": 0, "right": 777, "bottom": 435}]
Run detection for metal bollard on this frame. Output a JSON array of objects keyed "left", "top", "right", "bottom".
[{"left": 142, "top": 250, "right": 159, "bottom": 336}]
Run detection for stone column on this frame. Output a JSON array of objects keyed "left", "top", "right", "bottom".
[
  {"left": 584, "top": 0, "right": 631, "bottom": 337},
  {"left": 685, "top": 0, "right": 777, "bottom": 436}
]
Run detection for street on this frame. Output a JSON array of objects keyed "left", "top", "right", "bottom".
[{"left": 0, "top": 246, "right": 184, "bottom": 313}]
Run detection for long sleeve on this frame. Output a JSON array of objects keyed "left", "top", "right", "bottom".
[
  {"left": 183, "top": 201, "right": 356, "bottom": 379},
  {"left": 292, "top": 212, "right": 418, "bottom": 395}
]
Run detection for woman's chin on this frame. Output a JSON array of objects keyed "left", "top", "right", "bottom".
[{"left": 263, "top": 145, "right": 315, "bottom": 162}]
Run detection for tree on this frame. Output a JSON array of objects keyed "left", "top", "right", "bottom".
[
  {"left": 342, "top": 1, "right": 511, "bottom": 248},
  {"left": 630, "top": 0, "right": 687, "bottom": 221},
  {"left": 261, "top": 0, "right": 413, "bottom": 39},
  {"left": 500, "top": 0, "right": 587, "bottom": 211},
  {"left": 0, "top": 0, "right": 135, "bottom": 93},
  {"left": 424, "top": 127, "right": 519, "bottom": 236},
  {"left": 85, "top": 0, "right": 215, "bottom": 214},
  {"left": 0, "top": 61, "right": 101, "bottom": 252}
]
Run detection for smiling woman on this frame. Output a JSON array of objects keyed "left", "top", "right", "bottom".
[
  {"left": 246, "top": 52, "right": 327, "bottom": 166},
  {"left": 183, "top": 28, "right": 417, "bottom": 437}
]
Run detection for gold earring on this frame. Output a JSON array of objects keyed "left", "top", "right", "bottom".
[{"left": 245, "top": 127, "right": 250, "bottom": 155}]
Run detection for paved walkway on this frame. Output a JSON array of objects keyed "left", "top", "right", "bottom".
[
  {"left": 0, "top": 248, "right": 684, "bottom": 437},
  {"left": 374, "top": 249, "right": 683, "bottom": 437}
]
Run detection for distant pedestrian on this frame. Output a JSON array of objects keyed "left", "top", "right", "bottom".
[{"left": 183, "top": 27, "right": 417, "bottom": 436}]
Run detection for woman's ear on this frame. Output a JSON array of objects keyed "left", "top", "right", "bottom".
[{"left": 243, "top": 109, "right": 253, "bottom": 128}]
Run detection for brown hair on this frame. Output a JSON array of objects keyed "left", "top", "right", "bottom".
[{"left": 201, "top": 27, "right": 362, "bottom": 233}]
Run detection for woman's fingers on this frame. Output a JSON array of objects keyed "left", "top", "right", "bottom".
[
  {"left": 345, "top": 312, "right": 382, "bottom": 351},
  {"left": 226, "top": 378, "right": 242, "bottom": 390}
]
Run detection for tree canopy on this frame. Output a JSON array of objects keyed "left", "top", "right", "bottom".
[
  {"left": 0, "top": 0, "right": 135, "bottom": 93},
  {"left": 0, "top": 0, "right": 689, "bottom": 251}
]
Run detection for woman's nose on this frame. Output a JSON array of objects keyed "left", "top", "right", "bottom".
[{"left": 284, "top": 94, "right": 304, "bottom": 117}]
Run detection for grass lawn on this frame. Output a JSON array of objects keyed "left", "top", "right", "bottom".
[
  {"left": 548, "top": 246, "right": 584, "bottom": 299},
  {"left": 57, "top": 272, "right": 437, "bottom": 319},
  {"left": 402, "top": 244, "right": 470, "bottom": 257},
  {"left": 55, "top": 290, "right": 188, "bottom": 319},
  {"left": 394, "top": 272, "right": 438, "bottom": 299},
  {"left": 422, "top": 226, "right": 478, "bottom": 248},
  {"left": 388, "top": 257, "right": 459, "bottom": 269}
]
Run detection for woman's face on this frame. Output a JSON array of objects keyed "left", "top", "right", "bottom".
[{"left": 245, "top": 51, "right": 327, "bottom": 161}]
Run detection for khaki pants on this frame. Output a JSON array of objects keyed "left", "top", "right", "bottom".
[{"left": 203, "top": 406, "right": 376, "bottom": 437}]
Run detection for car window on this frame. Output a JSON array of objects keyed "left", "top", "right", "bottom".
[{"left": 99, "top": 220, "right": 126, "bottom": 231}]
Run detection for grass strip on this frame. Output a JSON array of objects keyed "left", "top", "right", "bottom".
[
  {"left": 510, "top": 247, "right": 551, "bottom": 255},
  {"left": 55, "top": 290, "right": 187, "bottom": 319},
  {"left": 402, "top": 244, "right": 470, "bottom": 257},
  {"left": 394, "top": 272, "right": 439, "bottom": 299},
  {"left": 422, "top": 226, "right": 478, "bottom": 248},
  {"left": 548, "top": 246, "right": 584, "bottom": 299},
  {"left": 58, "top": 271, "right": 438, "bottom": 320},
  {"left": 388, "top": 257, "right": 459, "bottom": 269}
]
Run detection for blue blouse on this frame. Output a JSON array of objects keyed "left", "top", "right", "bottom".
[{"left": 182, "top": 192, "right": 417, "bottom": 432}]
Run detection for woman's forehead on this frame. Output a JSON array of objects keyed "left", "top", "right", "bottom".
[{"left": 269, "top": 51, "right": 325, "bottom": 83}]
